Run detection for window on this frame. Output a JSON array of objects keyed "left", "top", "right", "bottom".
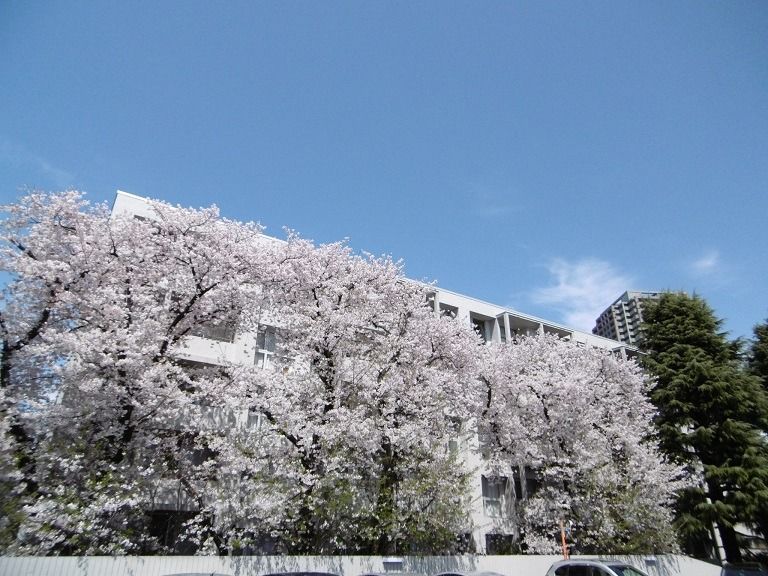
[
  {"left": 190, "top": 316, "right": 238, "bottom": 342},
  {"left": 189, "top": 306, "right": 240, "bottom": 343},
  {"left": 472, "top": 316, "right": 487, "bottom": 342},
  {"left": 147, "top": 510, "right": 197, "bottom": 554},
  {"left": 481, "top": 475, "right": 508, "bottom": 517},
  {"left": 178, "top": 432, "right": 218, "bottom": 466},
  {"left": 477, "top": 423, "right": 497, "bottom": 458},
  {"left": 256, "top": 325, "right": 276, "bottom": 351},
  {"left": 246, "top": 408, "right": 263, "bottom": 429},
  {"left": 512, "top": 465, "right": 539, "bottom": 500},
  {"left": 175, "top": 359, "right": 227, "bottom": 394},
  {"left": 485, "top": 533, "right": 515, "bottom": 554},
  {"left": 446, "top": 416, "right": 461, "bottom": 455},
  {"left": 255, "top": 325, "right": 277, "bottom": 369},
  {"left": 440, "top": 303, "right": 458, "bottom": 318}
]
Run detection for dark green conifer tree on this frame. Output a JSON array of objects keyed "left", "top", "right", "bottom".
[
  {"left": 641, "top": 293, "right": 768, "bottom": 563},
  {"left": 747, "top": 318, "right": 768, "bottom": 541},
  {"left": 749, "top": 319, "right": 768, "bottom": 393}
]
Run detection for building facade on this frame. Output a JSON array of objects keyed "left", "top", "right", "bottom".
[
  {"left": 112, "top": 190, "right": 638, "bottom": 554},
  {"left": 592, "top": 290, "right": 664, "bottom": 346}
]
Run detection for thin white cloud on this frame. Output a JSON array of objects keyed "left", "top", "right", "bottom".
[
  {"left": 470, "top": 203, "right": 513, "bottom": 218},
  {"left": 531, "top": 258, "right": 633, "bottom": 331},
  {"left": 36, "top": 157, "right": 75, "bottom": 186},
  {"left": 0, "top": 137, "right": 75, "bottom": 188},
  {"left": 690, "top": 250, "right": 720, "bottom": 275},
  {"left": 463, "top": 181, "right": 518, "bottom": 219}
]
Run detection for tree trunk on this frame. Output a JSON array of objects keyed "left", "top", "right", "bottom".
[
  {"left": 707, "top": 480, "right": 743, "bottom": 563},
  {"left": 717, "top": 522, "right": 742, "bottom": 564},
  {"left": 375, "top": 436, "right": 399, "bottom": 555}
]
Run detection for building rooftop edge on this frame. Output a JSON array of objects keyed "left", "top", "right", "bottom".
[{"left": 114, "top": 190, "right": 636, "bottom": 353}]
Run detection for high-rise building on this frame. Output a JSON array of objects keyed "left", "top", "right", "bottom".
[{"left": 592, "top": 291, "right": 664, "bottom": 346}]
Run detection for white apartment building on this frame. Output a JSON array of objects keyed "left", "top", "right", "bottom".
[
  {"left": 112, "top": 190, "right": 638, "bottom": 554},
  {"left": 592, "top": 291, "right": 663, "bottom": 346}
]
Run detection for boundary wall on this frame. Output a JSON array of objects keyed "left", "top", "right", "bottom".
[{"left": 0, "top": 554, "right": 720, "bottom": 576}]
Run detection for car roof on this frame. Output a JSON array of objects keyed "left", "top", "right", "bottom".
[
  {"left": 550, "top": 559, "right": 607, "bottom": 565},
  {"left": 550, "top": 559, "right": 633, "bottom": 564},
  {"left": 721, "top": 564, "right": 768, "bottom": 576},
  {"left": 547, "top": 560, "right": 648, "bottom": 575}
]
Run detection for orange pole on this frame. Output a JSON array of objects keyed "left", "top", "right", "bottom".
[{"left": 560, "top": 520, "right": 569, "bottom": 559}]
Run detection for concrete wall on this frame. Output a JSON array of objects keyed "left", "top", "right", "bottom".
[{"left": 0, "top": 554, "right": 721, "bottom": 576}]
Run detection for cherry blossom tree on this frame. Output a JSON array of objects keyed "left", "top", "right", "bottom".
[
  {"left": 249, "top": 236, "right": 482, "bottom": 553},
  {"left": 478, "top": 334, "right": 685, "bottom": 554},
  {"left": 1, "top": 191, "right": 482, "bottom": 555},
  {"left": 0, "top": 191, "right": 115, "bottom": 549},
  {"left": 1, "top": 191, "right": 275, "bottom": 553},
  {"left": 1, "top": 191, "right": 684, "bottom": 557}
]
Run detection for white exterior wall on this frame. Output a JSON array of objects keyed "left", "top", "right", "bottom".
[
  {"left": 112, "top": 189, "right": 164, "bottom": 220},
  {"left": 432, "top": 287, "right": 634, "bottom": 353}
]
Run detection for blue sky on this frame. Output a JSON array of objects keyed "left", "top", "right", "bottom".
[{"left": 1, "top": 1, "right": 767, "bottom": 340}]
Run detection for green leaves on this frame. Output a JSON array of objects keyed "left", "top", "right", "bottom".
[{"left": 641, "top": 293, "right": 768, "bottom": 561}]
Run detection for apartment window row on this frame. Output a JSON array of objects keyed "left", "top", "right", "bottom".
[
  {"left": 149, "top": 285, "right": 240, "bottom": 344},
  {"left": 189, "top": 315, "right": 238, "bottom": 343}
]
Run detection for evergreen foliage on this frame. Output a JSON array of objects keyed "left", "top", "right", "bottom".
[
  {"left": 641, "top": 293, "right": 768, "bottom": 562},
  {"left": 750, "top": 319, "right": 768, "bottom": 394},
  {"left": 748, "top": 318, "right": 768, "bottom": 541}
]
